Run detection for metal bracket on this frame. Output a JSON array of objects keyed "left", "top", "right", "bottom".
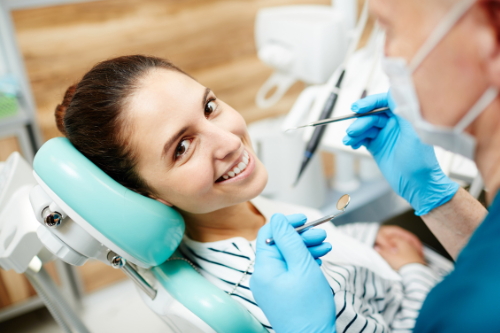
[{"left": 107, "top": 251, "right": 157, "bottom": 300}]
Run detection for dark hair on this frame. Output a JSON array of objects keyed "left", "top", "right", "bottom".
[
  {"left": 55, "top": 55, "right": 188, "bottom": 197},
  {"left": 482, "top": 0, "right": 500, "bottom": 43}
]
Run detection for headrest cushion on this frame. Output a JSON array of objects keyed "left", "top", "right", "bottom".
[{"left": 34, "top": 137, "right": 184, "bottom": 267}]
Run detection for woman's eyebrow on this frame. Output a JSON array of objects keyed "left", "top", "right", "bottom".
[
  {"left": 161, "top": 126, "right": 189, "bottom": 160},
  {"left": 202, "top": 87, "right": 211, "bottom": 108}
]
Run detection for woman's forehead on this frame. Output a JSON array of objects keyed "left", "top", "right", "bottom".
[
  {"left": 127, "top": 69, "right": 205, "bottom": 119},
  {"left": 136, "top": 69, "right": 203, "bottom": 102}
]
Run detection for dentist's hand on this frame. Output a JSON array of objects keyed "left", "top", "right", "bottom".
[
  {"left": 250, "top": 213, "right": 336, "bottom": 333},
  {"left": 286, "top": 213, "right": 333, "bottom": 265},
  {"left": 343, "top": 92, "right": 459, "bottom": 216}
]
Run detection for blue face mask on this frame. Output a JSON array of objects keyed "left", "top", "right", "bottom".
[{"left": 381, "top": 0, "right": 499, "bottom": 160}]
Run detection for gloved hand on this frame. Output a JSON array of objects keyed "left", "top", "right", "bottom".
[
  {"left": 343, "top": 91, "right": 459, "bottom": 216},
  {"left": 250, "top": 213, "right": 336, "bottom": 333},
  {"left": 287, "top": 213, "right": 333, "bottom": 265}
]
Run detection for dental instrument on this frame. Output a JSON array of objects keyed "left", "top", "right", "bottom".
[
  {"left": 286, "top": 107, "right": 389, "bottom": 131},
  {"left": 265, "top": 194, "right": 350, "bottom": 245},
  {"left": 288, "top": 26, "right": 387, "bottom": 131},
  {"left": 293, "top": 0, "right": 369, "bottom": 187}
]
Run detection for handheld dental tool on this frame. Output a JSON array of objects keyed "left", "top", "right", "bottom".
[
  {"left": 286, "top": 107, "right": 389, "bottom": 131},
  {"left": 265, "top": 194, "right": 350, "bottom": 245},
  {"left": 293, "top": 0, "right": 370, "bottom": 187},
  {"left": 288, "top": 25, "right": 388, "bottom": 131},
  {"left": 286, "top": 26, "right": 389, "bottom": 131}
]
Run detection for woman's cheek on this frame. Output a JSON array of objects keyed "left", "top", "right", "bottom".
[{"left": 179, "top": 164, "right": 214, "bottom": 195}]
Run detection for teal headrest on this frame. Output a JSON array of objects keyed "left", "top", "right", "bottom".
[{"left": 33, "top": 137, "right": 185, "bottom": 267}]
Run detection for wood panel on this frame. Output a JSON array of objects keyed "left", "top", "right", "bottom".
[
  {"left": 0, "top": 269, "right": 30, "bottom": 305},
  {"left": 0, "top": 137, "right": 21, "bottom": 161},
  {"left": 76, "top": 260, "right": 126, "bottom": 293},
  {"left": 0, "top": 262, "right": 58, "bottom": 310},
  {"left": 11, "top": 0, "right": 330, "bottom": 140}
]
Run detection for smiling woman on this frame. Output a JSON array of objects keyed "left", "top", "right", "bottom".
[{"left": 122, "top": 64, "right": 268, "bottom": 218}]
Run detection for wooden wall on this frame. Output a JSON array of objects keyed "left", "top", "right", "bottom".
[
  {"left": 0, "top": 262, "right": 58, "bottom": 310},
  {"left": 12, "top": 0, "right": 331, "bottom": 140}
]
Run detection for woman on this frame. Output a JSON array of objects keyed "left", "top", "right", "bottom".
[{"left": 55, "top": 55, "right": 444, "bottom": 332}]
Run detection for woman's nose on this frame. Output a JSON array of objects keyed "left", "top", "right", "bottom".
[{"left": 207, "top": 126, "right": 242, "bottom": 160}]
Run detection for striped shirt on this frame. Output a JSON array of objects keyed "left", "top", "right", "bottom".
[{"left": 179, "top": 197, "right": 452, "bottom": 332}]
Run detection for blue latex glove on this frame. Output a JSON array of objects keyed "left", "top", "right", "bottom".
[
  {"left": 287, "top": 213, "right": 333, "bottom": 265},
  {"left": 343, "top": 92, "right": 459, "bottom": 216},
  {"left": 250, "top": 213, "right": 336, "bottom": 333}
]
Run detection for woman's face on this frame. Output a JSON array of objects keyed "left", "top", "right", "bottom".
[
  {"left": 371, "top": 0, "right": 496, "bottom": 129},
  {"left": 124, "top": 69, "right": 268, "bottom": 214}
]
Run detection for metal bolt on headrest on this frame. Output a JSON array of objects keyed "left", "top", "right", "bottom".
[
  {"left": 107, "top": 251, "right": 126, "bottom": 269},
  {"left": 106, "top": 251, "right": 157, "bottom": 299},
  {"left": 42, "top": 207, "right": 63, "bottom": 228}
]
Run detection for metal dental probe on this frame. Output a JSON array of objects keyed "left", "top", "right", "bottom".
[
  {"left": 265, "top": 194, "right": 351, "bottom": 245},
  {"left": 287, "top": 29, "right": 389, "bottom": 131},
  {"left": 285, "top": 107, "right": 389, "bottom": 131},
  {"left": 265, "top": 211, "right": 346, "bottom": 245}
]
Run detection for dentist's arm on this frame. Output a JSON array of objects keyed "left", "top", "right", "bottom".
[
  {"left": 250, "top": 213, "right": 336, "bottom": 333},
  {"left": 421, "top": 187, "right": 486, "bottom": 258},
  {"left": 343, "top": 92, "right": 486, "bottom": 259}
]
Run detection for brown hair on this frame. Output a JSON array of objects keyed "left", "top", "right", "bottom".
[
  {"left": 482, "top": 0, "right": 500, "bottom": 43},
  {"left": 55, "top": 55, "right": 187, "bottom": 197}
]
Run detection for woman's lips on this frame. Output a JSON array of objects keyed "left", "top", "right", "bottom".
[{"left": 215, "top": 150, "right": 254, "bottom": 184}]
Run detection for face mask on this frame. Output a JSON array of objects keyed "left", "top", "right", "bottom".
[{"left": 381, "top": 0, "right": 499, "bottom": 160}]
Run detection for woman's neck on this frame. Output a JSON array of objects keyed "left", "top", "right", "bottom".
[
  {"left": 474, "top": 98, "right": 500, "bottom": 204},
  {"left": 181, "top": 201, "right": 266, "bottom": 243}
]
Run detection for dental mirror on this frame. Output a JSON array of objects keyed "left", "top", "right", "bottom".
[
  {"left": 336, "top": 194, "right": 350, "bottom": 211},
  {"left": 265, "top": 194, "right": 351, "bottom": 245}
]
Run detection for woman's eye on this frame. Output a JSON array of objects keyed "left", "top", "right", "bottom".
[
  {"left": 175, "top": 139, "right": 191, "bottom": 158},
  {"left": 205, "top": 100, "right": 217, "bottom": 118}
]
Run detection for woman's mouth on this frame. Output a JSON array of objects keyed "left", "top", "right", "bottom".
[{"left": 215, "top": 150, "right": 252, "bottom": 183}]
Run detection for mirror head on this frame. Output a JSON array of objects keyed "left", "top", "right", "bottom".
[{"left": 336, "top": 194, "right": 350, "bottom": 211}]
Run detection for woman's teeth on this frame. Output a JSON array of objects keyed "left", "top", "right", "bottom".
[{"left": 221, "top": 150, "right": 250, "bottom": 181}]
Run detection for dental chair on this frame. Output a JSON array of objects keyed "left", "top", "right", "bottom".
[{"left": 2, "top": 137, "right": 267, "bottom": 333}]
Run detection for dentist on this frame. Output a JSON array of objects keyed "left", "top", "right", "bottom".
[{"left": 250, "top": 0, "right": 500, "bottom": 332}]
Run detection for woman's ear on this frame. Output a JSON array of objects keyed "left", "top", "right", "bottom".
[{"left": 155, "top": 197, "right": 173, "bottom": 207}]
